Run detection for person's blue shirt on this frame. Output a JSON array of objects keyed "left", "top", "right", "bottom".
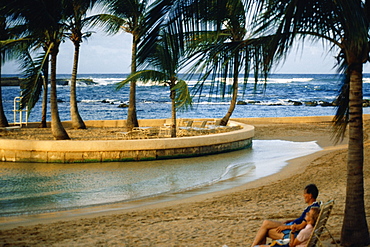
[{"left": 287, "top": 201, "right": 320, "bottom": 226}]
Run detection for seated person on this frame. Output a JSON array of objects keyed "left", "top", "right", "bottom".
[
  {"left": 251, "top": 184, "right": 320, "bottom": 246},
  {"left": 255, "top": 207, "right": 320, "bottom": 247},
  {"left": 289, "top": 207, "right": 320, "bottom": 247}
]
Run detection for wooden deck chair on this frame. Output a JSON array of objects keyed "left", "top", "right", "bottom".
[
  {"left": 177, "top": 120, "right": 194, "bottom": 136},
  {"left": 200, "top": 120, "right": 208, "bottom": 128},
  {"left": 158, "top": 127, "right": 171, "bottom": 138},
  {"left": 194, "top": 120, "right": 209, "bottom": 134},
  {"left": 185, "top": 120, "right": 193, "bottom": 127},
  {"left": 306, "top": 200, "right": 338, "bottom": 247}
]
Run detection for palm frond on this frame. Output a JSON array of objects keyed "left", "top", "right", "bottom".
[
  {"left": 116, "top": 70, "right": 168, "bottom": 90},
  {"left": 332, "top": 73, "right": 349, "bottom": 144},
  {"left": 19, "top": 51, "right": 47, "bottom": 112},
  {"left": 86, "top": 14, "right": 125, "bottom": 34},
  {"left": 173, "top": 79, "right": 192, "bottom": 111}
]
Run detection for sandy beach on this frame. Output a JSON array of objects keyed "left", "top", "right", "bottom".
[{"left": 1, "top": 117, "right": 370, "bottom": 246}]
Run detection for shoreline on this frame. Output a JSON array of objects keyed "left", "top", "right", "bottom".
[
  {"left": 1, "top": 116, "right": 369, "bottom": 246},
  {"left": 0, "top": 140, "right": 322, "bottom": 230}
]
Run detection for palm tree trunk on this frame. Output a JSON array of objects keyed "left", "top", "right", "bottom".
[
  {"left": 127, "top": 34, "right": 139, "bottom": 129},
  {"left": 220, "top": 54, "right": 239, "bottom": 126},
  {"left": 50, "top": 51, "right": 70, "bottom": 140},
  {"left": 70, "top": 42, "right": 86, "bottom": 129},
  {"left": 39, "top": 56, "right": 48, "bottom": 128},
  {"left": 341, "top": 61, "right": 370, "bottom": 246},
  {"left": 170, "top": 82, "right": 177, "bottom": 138},
  {"left": 0, "top": 61, "right": 9, "bottom": 127}
]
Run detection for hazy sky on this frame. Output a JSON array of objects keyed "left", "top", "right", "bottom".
[{"left": 3, "top": 30, "right": 370, "bottom": 75}]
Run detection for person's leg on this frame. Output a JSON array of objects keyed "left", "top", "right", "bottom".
[{"left": 251, "top": 220, "right": 284, "bottom": 246}]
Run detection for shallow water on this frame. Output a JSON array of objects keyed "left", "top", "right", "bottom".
[{"left": 0, "top": 140, "right": 321, "bottom": 218}]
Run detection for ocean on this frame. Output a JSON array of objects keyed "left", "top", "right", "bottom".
[
  {"left": 0, "top": 73, "right": 366, "bottom": 220},
  {"left": 3, "top": 73, "right": 370, "bottom": 123}
]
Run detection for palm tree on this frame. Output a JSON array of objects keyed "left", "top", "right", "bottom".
[
  {"left": 64, "top": 0, "right": 98, "bottom": 130},
  {"left": 251, "top": 0, "right": 370, "bottom": 245},
  {"left": 141, "top": 0, "right": 370, "bottom": 244},
  {"left": 95, "top": 0, "right": 151, "bottom": 129},
  {"left": 186, "top": 0, "right": 259, "bottom": 126},
  {"left": 0, "top": 13, "right": 29, "bottom": 127},
  {"left": 0, "top": 17, "right": 12, "bottom": 127},
  {"left": 140, "top": 0, "right": 269, "bottom": 126},
  {"left": 117, "top": 31, "right": 191, "bottom": 137},
  {"left": 7, "top": 0, "right": 71, "bottom": 140}
]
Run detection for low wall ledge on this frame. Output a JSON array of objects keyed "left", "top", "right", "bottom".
[{"left": 0, "top": 120, "right": 254, "bottom": 163}]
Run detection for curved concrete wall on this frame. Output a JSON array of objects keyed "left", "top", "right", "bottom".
[{"left": 0, "top": 120, "right": 254, "bottom": 163}]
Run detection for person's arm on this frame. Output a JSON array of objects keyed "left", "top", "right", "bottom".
[
  {"left": 289, "top": 231, "right": 302, "bottom": 247},
  {"left": 276, "top": 224, "right": 292, "bottom": 233},
  {"left": 291, "top": 220, "right": 307, "bottom": 232}
]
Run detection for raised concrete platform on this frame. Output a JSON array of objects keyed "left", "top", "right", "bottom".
[{"left": 0, "top": 119, "right": 254, "bottom": 163}]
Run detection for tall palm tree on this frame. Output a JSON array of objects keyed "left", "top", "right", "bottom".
[
  {"left": 252, "top": 0, "right": 370, "bottom": 245},
  {"left": 7, "top": 0, "right": 70, "bottom": 140},
  {"left": 141, "top": 0, "right": 369, "bottom": 244},
  {"left": 2, "top": 13, "right": 50, "bottom": 129},
  {"left": 95, "top": 0, "right": 151, "bottom": 129},
  {"left": 140, "top": 0, "right": 269, "bottom": 126},
  {"left": 64, "top": 0, "right": 98, "bottom": 130},
  {"left": 186, "top": 0, "right": 265, "bottom": 126},
  {"left": 117, "top": 31, "right": 191, "bottom": 137}
]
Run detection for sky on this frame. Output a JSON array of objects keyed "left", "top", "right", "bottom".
[{"left": 2, "top": 30, "right": 370, "bottom": 75}]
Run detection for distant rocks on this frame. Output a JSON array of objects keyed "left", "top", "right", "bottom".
[
  {"left": 0, "top": 77, "right": 98, "bottom": 86},
  {"left": 304, "top": 101, "right": 318, "bottom": 107},
  {"left": 288, "top": 100, "right": 303, "bottom": 106},
  {"left": 363, "top": 99, "right": 370, "bottom": 107},
  {"left": 1, "top": 77, "right": 22, "bottom": 86},
  {"left": 101, "top": 99, "right": 129, "bottom": 108},
  {"left": 101, "top": 99, "right": 114, "bottom": 104},
  {"left": 237, "top": 100, "right": 261, "bottom": 105}
]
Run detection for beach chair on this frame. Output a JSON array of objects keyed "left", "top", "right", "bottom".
[
  {"left": 265, "top": 200, "right": 337, "bottom": 247},
  {"left": 178, "top": 120, "right": 194, "bottom": 136},
  {"left": 190, "top": 120, "right": 209, "bottom": 135},
  {"left": 306, "top": 200, "right": 338, "bottom": 247},
  {"left": 158, "top": 126, "right": 171, "bottom": 138}
]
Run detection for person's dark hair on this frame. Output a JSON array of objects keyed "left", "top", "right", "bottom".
[{"left": 305, "top": 184, "right": 319, "bottom": 199}]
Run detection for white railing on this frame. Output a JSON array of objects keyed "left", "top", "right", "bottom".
[{"left": 13, "top": 97, "right": 28, "bottom": 126}]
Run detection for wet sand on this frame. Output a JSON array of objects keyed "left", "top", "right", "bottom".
[{"left": 1, "top": 117, "right": 370, "bottom": 246}]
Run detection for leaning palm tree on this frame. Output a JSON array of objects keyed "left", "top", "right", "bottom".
[
  {"left": 117, "top": 31, "right": 191, "bottom": 137},
  {"left": 2, "top": 3, "right": 51, "bottom": 129},
  {"left": 94, "top": 0, "right": 151, "bottom": 129},
  {"left": 252, "top": 0, "right": 370, "bottom": 245},
  {"left": 7, "top": 0, "right": 70, "bottom": 140}
]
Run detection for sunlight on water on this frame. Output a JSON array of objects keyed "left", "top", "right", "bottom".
[{"left": 0, "top": 140, "right": 321, "bottom": 217}]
